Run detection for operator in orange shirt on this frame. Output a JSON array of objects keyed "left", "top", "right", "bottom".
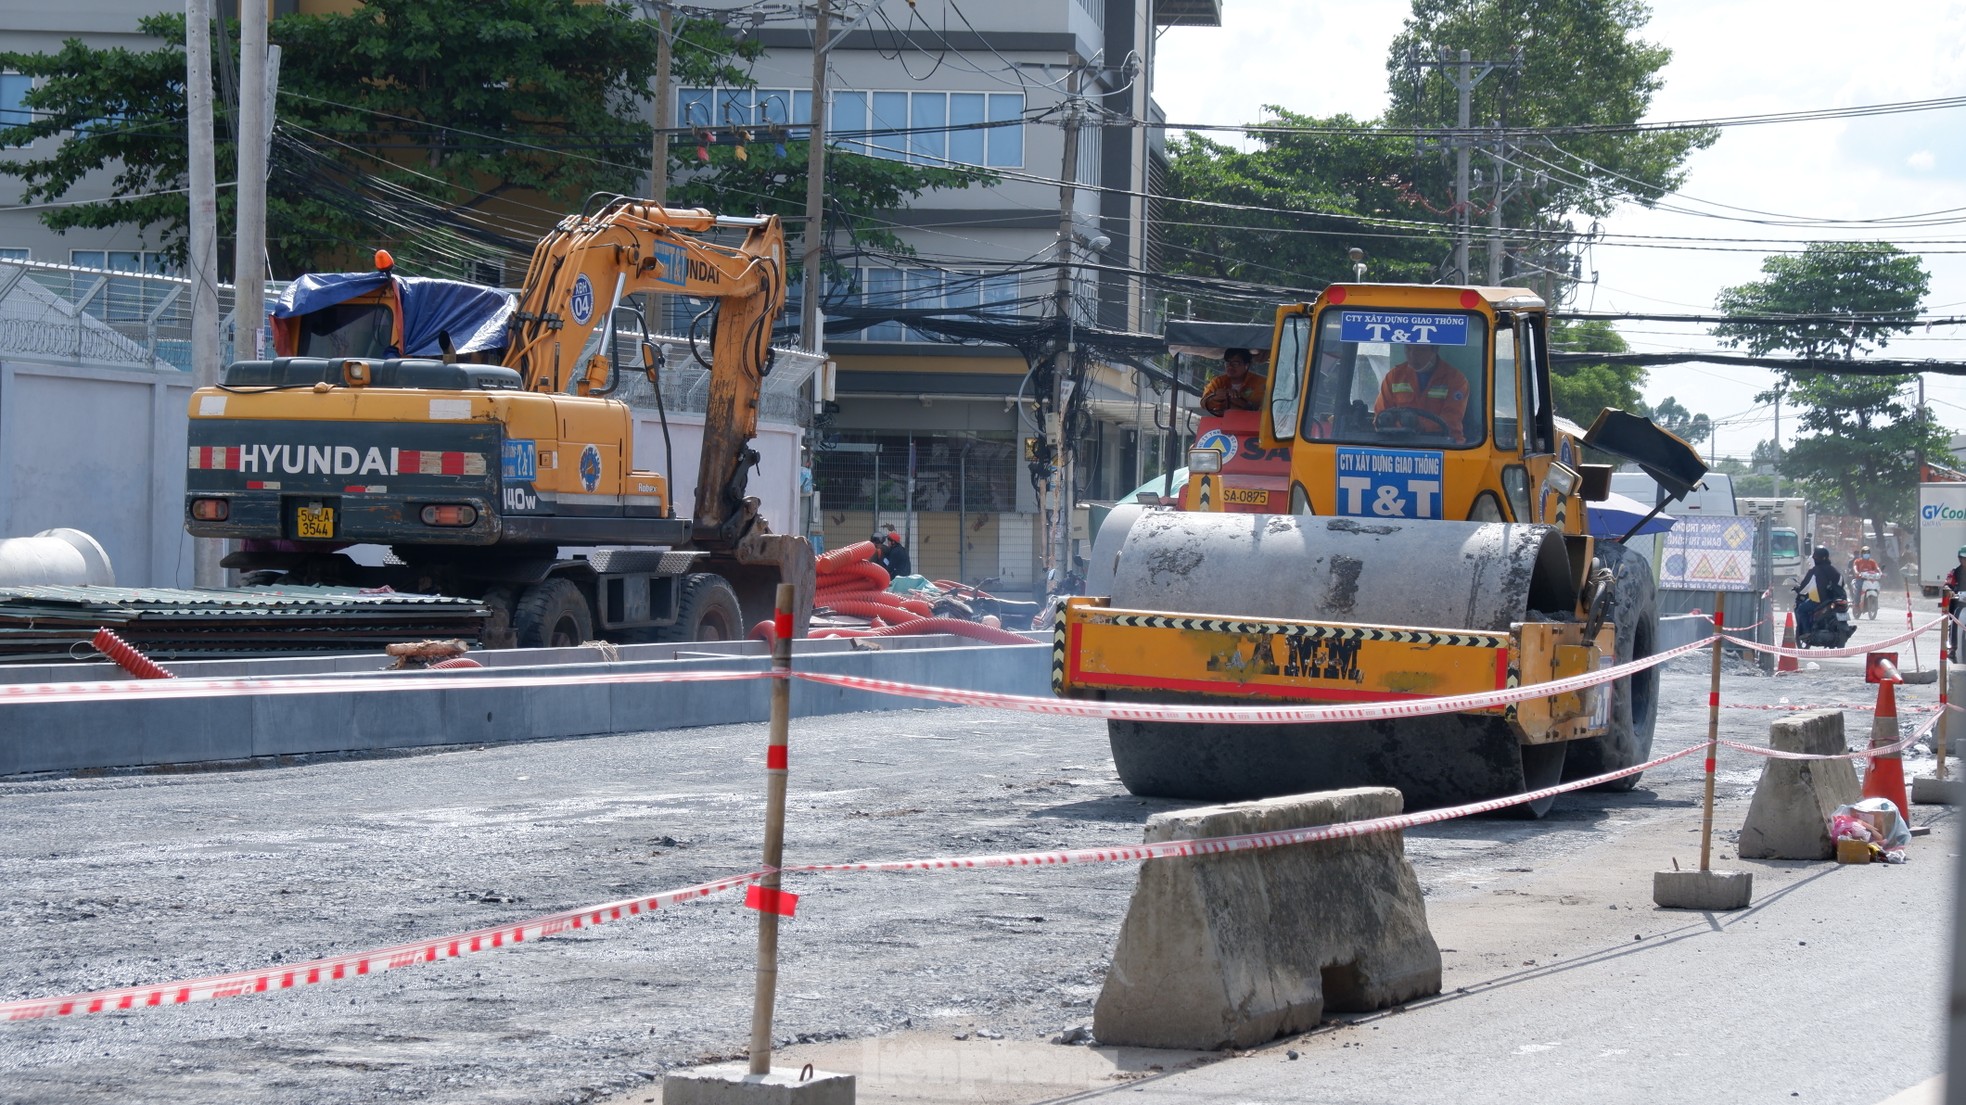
[
  {"left": 1201, "top": 348, "right": 1266, "bottom": 416},
  {"left": 1373, "top": 342, "right": 1470, "bottom": 443}
]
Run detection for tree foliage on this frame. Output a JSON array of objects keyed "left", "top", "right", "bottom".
[
  {"left": 0, "top": 2, "right": 977, "bottom": 278},
  {"left": 1158, "top": 111, "right": 1446, "bottom": 316},
  {"left": 1161, "top": 0, "right": 1713, "bottom": 310},
  {"left": 1382, "top": 0, "right": 1714, "bottom": 299},
  {"left": 1547, "top": 317, "right": 1643, "bottom": 425},
  {"left": 1638, "top": 395, "right": 1709, "bottom": 445},
  {"left": 1714, "top": 242, "right": 1940, "bottom": 529}
]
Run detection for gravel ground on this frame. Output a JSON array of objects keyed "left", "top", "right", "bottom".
[{"left": 0, "top": 613, "right": 1947, "bottom": 1104}]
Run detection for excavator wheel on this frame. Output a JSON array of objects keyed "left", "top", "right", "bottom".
[
  {"left": 513, "top": 577, "right": 593, "bottom": 649},
  {"left": 1094, "top": 510, "right": 1585, "bottom": 816},
  {"left": 648, "top": 573, "right": 743, "bottom": 643},
  {"left": 1560, "top": 540, "right": 1659, "bottom": 792}
]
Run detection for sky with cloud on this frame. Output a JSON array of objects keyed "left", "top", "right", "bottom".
[{"left": 1152, "top": 0, "right": 1966, "bottom": 462}]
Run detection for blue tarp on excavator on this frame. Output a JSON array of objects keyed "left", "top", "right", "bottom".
[{"left": 272, "top": 273, "right": 514, "bottom": 357}]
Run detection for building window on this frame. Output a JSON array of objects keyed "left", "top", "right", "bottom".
[
  {"left": 680, "top": 87, "right": 1022, "bottom": 169},
  {"left": 678, "top": 87, "right": 814, "bottom": 136},
  {"left": 1, "top": 73, "right": 32, "bottom": 142},
  {"left": 848, "top": 267, "right": 1025, "bottom": 344},
  {"left": 70, "top": 249, "right": 175, "bottom": 321},
  {"left": 814, "top": 431, "right": 1021, "bottom": 514},
  {"left": 0, "top": 248, "right": 27, "bottom": 263}
]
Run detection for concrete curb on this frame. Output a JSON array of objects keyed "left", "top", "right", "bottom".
[{"left": 0, "top": 635, "right": 1049, "bottom": 776}]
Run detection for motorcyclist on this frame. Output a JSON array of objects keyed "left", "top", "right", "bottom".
[
  {"left": 1944, "top": 547, "right": 1966, "bottom": 655},
  {"left": 1851, "top": 545, "right": 1881, "bottom": 577},
  {"left": 1793, "top": 546, "right": 1844, "bottom": 639}
]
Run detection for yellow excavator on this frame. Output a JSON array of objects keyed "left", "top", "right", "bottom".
[
  {"left": 1056, "top": 283, "right": 1705, "bottom": 814},
  {"left": 184, "top": 198, "right": 814, "bottom": 647}
]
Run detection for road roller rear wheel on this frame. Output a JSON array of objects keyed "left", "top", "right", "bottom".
[
  {"left": 1495, "top": 740, "right": 1567, "bottom": 819},
  {"left": 1107, "top": 712, "right": 1555, "bottom": 814},
  {"left": 1562, "top": 541, "right": 1660, "bottom": 791}
]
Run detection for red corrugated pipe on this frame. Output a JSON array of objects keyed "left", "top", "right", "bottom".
[
  {"left": 92, "top": 627, "right": 174, "bottom": 679},
  {"left": 812, "top": 616, "right": 1032, "bottom": 646},
  {"left": 815, "top": 540, "right": 880, "bottom": 574}
]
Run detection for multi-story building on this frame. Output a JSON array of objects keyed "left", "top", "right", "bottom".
[{"left": 696, "top": 0, "right": 1220, "bottom": 590}]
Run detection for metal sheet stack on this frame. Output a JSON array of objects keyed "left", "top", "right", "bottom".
[{"left": 0, "top": 584, "right": 489, "bottom": 663}]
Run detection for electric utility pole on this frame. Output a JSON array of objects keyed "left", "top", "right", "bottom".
[
  {"left": 1407, "top": 48, "right": 1517, "bottom": 283},
  {"left": 187, "top": 0, "right": 223, "bottom": 587},
  {"left": 798, "top": 0, "right": 830, "bottom": 351},
  {"left": 649, "top": 7, "right": 672, "bottom": 204},
  {"left": 233, "top": 0, "right": 268, "bottom": 359},
  {"left": 1048, "top": 59, "right": 1083, "bottom": 588}
]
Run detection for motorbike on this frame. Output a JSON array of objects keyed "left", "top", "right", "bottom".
[
  {"left": 1795, "top": 594, "right": 1858, "bottom": 649},
  {"left": 1855, "top": 570, "right": 1882, "bottom": 619}
]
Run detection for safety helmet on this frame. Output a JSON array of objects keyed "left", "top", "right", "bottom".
[
  {"left": 1957, "top": 545, "right": 1966, "bottom": 558},
  {"left": 1814, "top": 546, "right": 1830, "bottom": 561},
  {"left": 1860, "top": 545, "right": 1870, "bottom": 553}
]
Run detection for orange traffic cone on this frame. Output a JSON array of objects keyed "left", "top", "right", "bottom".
[
  {"left": 1861, "top": 675, "right": 1911, "bottom": 823},
  {"left": 1776, "top": 611, "right": 1800, "bottom": 674}
]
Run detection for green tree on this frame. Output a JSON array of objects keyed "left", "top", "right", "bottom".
[
  {"left": 1547, "top": 317, "right": 1643, "bottom": 425},
  {"left": 1639, "top": 396, "right": 1709, "bottom": 445},
  {"left": 1713, "top": 242, "right": 1941, "bottom": 532},
  {"left": 1159, "top": 111, "right": 1446, "bottom": 314},
  {"left": 0, "top": 3, "right": 975, "bottom": 278},
  {"left": 1385, "top": 0, "right": 1717, "bottom": 298}
]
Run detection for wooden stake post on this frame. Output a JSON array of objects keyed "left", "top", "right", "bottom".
[
  {"left": 1699, "top": 596, "right": 1723, "bottom": 872},
  {"left": 1940, "top": 594, "right": 1952, "bottom": 781},
  {"left": 749, "top": 583, "right": 796, "bottom": 1075}
]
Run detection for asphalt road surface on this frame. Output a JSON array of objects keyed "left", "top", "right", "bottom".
[{"left": 0, "top": 600, "right": 1953, "bottom": 1104}]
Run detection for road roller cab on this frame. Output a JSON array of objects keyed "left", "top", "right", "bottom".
[{"left": 1062, "top": 283, "right": 1706, "bottom": 815}]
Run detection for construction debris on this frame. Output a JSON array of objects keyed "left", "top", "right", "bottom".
[{"left": 0, "top": 584, "right": 489, "bottom": 663}]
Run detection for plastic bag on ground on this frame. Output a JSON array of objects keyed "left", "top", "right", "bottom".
[{"left": 1830, "top": 797, "right": 1911, "bottom": 857}]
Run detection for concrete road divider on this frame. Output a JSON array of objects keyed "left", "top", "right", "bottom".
[
  {"left": 1092, "top": 787, "right": 1441, "bottom": 1051},
  {"left": 1738, "top": 711, "right": 1861, "bottom": 860}
]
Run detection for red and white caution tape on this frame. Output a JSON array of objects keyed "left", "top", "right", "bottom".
[
  {"left": 1723, "top": 701, "right": 1941, "bottom": 713},
  {"left": 794, "top": 633, "right": 1715, "bottom": 725},
  {"left": 0, "top": 667, "right": 771, "bottom": 707},
  {"left": 1719, "top": 704, "right": 1940, "bottom": 762},
  {"left": 792, "top": 744, "right": 1707, "bottom": 876},
  {"left": 0, "top": 871, "right": 764, "bottom": 1022},
  {"left": 1, "top": 740, "right": 1708, "bottom": 1023},
  {"left": 1722, "top": 615, "right": 1948, "bottom": 660}
]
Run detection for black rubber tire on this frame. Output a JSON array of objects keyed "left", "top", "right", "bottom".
[
  {"left": 1562, "top": 541, "right": 1659, "bottom": 791},
  {"left": 649, "top": 573, "right": 743, "bottom": 643},
  {"left": 1497, "top": 740, "right": 1567, "bottom": 819},
  {"left": 513, "top": 577, "right": 593, "bottom": 649},
  {"left": 479, "top": 585, "right": 519, "bottom": 651},
  {"left": 1107, "top": 711, "right": 1543, "bottom": 813}
]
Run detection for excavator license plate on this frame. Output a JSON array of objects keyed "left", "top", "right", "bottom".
[
  {"left": 1222, "top": 487, "right": 1269, "bottom": 505},
  {"left": 294, "top": 505, "right": 335, "bottom": 539}
]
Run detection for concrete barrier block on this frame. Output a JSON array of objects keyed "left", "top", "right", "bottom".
[
  {"left": 1738, "top": 710, "right": 1860, "bottom": 860},
  {"left": 663, "top": 1064, "right": 854, "bottom": 1104},
  {"left": 1653, "top": 869, "right": 1753, "bottom": 910},
  {"left": 1092, "top": 787, "right": 1441, "bottom": 1051},
  {"left": 1913, "top": 775, "right": 1963, "bottom": 805}
]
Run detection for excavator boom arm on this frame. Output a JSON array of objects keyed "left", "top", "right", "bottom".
[{"left": 507, "top": 199, "right": 788, "bottom": 542}]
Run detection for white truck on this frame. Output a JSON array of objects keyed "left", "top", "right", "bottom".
[
  {"left": 1739, "top": 497, "right": 1807, "bottom": 581},
  {"left": 1918, "top": 483, "right": 1966, "bottom": 596}
]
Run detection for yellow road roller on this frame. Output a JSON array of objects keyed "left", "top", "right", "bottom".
[{"left": 1055, "top": 283, "right": 1706, "bottom": 815}]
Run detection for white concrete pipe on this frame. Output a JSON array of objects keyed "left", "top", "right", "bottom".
[{"left": 0, "top": 528, "right": 116, "bottom": 587}]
